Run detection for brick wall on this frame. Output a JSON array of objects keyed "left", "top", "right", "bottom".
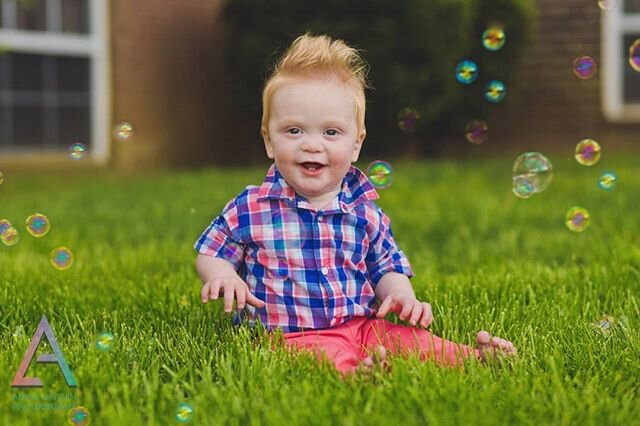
[
  {"left": 111, "top": 0, "right": 263, "bottom": 171},
  {"left": 484, "top": 0, "right": 640, "bottom": 156}
]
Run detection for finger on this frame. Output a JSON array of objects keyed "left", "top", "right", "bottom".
[
  {"left": 408, "top": 302, "right": 423, "bottom": 326},
  {"left": 201, "top": 282, "right": 210, "bottom": 303},
  {"left": 420, "top": 303, "right": 433, "bottom": 328},
  {"left": 223, "top": 282, "right": 235, "bottom": 313},
  {"left": 376, "top": 296, "right": 392, "bottom": 318},
  {"left": 208, "top": 279, "right": 222, "bottom": 301},
  {"left": 398, "top": 299, "right": 414, "bottom": 321},
  {"left": 235, "top": 283, "right": 246, "bottom": 310},
  {"left": 245, "top": 291, "right": 266, "bottom": 308}
]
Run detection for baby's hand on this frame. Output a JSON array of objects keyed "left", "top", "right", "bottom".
[
  {"left": 200, "top": 275, "right": 266, "bottom": 313},
  {"left": 375, "top": 295, "right": 433, "bottom": 328}
]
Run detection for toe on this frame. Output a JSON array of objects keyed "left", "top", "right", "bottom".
[
  {"left": 477, "top": 330, "right": 491, "bottom": 346},
  {"left": 362, "top": 356, "right": 374, "bottom": 368}
]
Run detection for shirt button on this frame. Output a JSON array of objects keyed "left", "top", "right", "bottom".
[
  {"left": 317, "top": 215, "right": 323, "bottom": 222},
  {"left": 321, "top": 267, "right": 329, "bottom": 275},
  {"left": 330, "top": 318, "right": 337, "bottom": 326}
]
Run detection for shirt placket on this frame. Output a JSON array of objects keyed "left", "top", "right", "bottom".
[{"left": 314, "top": 212, "right": 338, "bottom": 327}]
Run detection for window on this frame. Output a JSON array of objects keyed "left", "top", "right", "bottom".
[
  {"left": 602, "top": 0, "right": 640, "bottom": 121},
  {"left": 0, "top": 0, "right": 108, "bottom": 163}
]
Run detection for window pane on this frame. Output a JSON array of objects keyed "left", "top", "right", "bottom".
[
  {"left": 14, "top": 105, "right": 44, "bottom": 146},
  {"left": 12, "top": 53, "right": 43, "bottom": 91},
  {"left": 62, "top": 0, "right": 88, "bottom": 34},
  {"left": 16, "top": 0, "right": 46, "bottom": 32},
  {"left": 58, "top": 106, "right": 89, "bottom": 147},
  {"left": 624, "top": 0, "right": 640, "bottom": 13},
  {"left": 623, "top": 34, "right": 640, "bottom": 103},
  {"left": 56, "top": 56, "right": 89, "bottom": 91}
]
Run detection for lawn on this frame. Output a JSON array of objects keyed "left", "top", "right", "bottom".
[{"left": 1, "top": 155, "right": 639, "bottom": 425}]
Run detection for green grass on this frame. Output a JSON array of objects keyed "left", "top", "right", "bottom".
[{"left": 1, "top": 156, "right": 639, "bottom": 425}]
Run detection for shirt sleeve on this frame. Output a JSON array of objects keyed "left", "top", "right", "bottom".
[
  {"left": 365, "top": 207, "right": 414, "bottom": 285},
  {"left": 194, "top": 197, "right": 245, "bottom": 270}
]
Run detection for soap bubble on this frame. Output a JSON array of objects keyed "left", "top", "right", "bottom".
[
  {"left": 96, "top": 331, "right": 115, "bottom": 351},
  {"left": 397, "top": 107, "right": 420, "bottom": 132},
  {"left": 68, "top": 143, "right": 87, "bottom": 160},
  {"left": 366, "top": 160, "right": 393, "bottom": 189},
  {"left": 512, "top": 152, "right": 553, "bottom": 198},
  {"left": 573, "top": 56, "right": 597, "bottom": 79},
  {"left": 629, "top": 39, "right": 640, "bottom": 72},
  {"left": 484, "top": 80, "right": 506, "bottom": 103},
  {"left": 0, "top": 219, "right": 11, "bottom": 236},
  {"left": 598, "top": 171, "right": 617, "bottom": 190},
  {"left": 456, "top": 60, "right": 478, "bottom": 84},
  {"left": 1, "top": 227, "right": 19, "bottom": 246},
  {"left": 575, "top": 138, "right": 601, "bottom": 166},
  {"left": 50, "top": 247, "right": 74, "bottom": 270},
  {"left": 0, "top": 170, "right": 3, "bottom": 185},
  {"left": 598, "top": 0, "right": 620, "bottom": 10},
  {"left": 465, "top": 120, "right": 489, "bottom": 144},
  {"left": 482, "top": 26, "right": 506, "bottom": 51},
  {"left": 592, "top": 315, "right": 616, "bottom": 335},
  {"left": 565, "top": 206, "right": 590, "bottom": 232},
  {"left": 176, "top": 402, "right": 194, "bottom": 424},
  {"left": 67, "top": 406, "right": 90, "bottom": 426},
  {"left": 113, "top": 121, "right": 134, "bottom": 141},
  {"left": 25, "top": 213, "right": 50, "bottom": 237}
]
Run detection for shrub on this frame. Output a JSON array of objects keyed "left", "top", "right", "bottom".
[{"left": 223, "top": 0, "right": 536, "bottom": 157}]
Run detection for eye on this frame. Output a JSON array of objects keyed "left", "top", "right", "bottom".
[
  {"left": 286, "top": 128, "right": 301, "bottom": 135},
  {"left": 325, "top": 129, "right": 339, "bottom": 136}
]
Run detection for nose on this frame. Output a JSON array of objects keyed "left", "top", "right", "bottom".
[{"left": 300, "top": 135, "right": 324, "bottom": 153}]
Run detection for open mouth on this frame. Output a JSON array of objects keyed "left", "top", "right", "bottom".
[{"left": 300, "top": 162, "right": 326, "bottom": 171}]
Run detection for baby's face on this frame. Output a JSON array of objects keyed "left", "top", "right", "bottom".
[{"left": 262, "top": 74, "right": 365, "bottom": 207}]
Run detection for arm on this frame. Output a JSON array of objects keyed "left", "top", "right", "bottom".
[
  {"left": 196, "top": 254, "right": 238, "bottom": 283},
  {"left": 374, "top": 271, "right": 416, "bottom": 302}
]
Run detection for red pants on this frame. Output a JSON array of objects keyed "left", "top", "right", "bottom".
[{"left": 277, "top": 316, "right": 480, "bottom": 375}]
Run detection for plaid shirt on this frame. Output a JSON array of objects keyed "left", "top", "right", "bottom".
[{"left": 195, "top": 164, "right": 414, "bottom": 332}]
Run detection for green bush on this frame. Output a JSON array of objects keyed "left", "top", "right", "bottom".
[{"left": 223, "top": 0, "right": 536, "bottom": 157}]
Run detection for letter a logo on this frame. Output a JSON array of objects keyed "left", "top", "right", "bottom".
[{"left": 11, "top": 315, "right": 77, "bottom": 388}]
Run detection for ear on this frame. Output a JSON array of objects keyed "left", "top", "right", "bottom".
[
  {"left": 262, "top": 126, "right": 275, "bottom": 159},
  {"left": 351, "top": 127, "right": 366, "bottom": 162}
]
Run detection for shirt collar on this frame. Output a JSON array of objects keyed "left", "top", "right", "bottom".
[{"left": 257, "top": 164, "right": 379, "bottom": 212}]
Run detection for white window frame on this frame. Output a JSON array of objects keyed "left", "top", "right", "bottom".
[
  {"left": 0, "top": 0, "right": 110, "bottom": 165},
  {"left": 602, "top": 0, "right": 640, "bottom": 122}
]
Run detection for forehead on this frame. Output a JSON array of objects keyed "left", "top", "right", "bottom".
[{"left": 270, "top": 73, "right": 358, "bottom": 115}]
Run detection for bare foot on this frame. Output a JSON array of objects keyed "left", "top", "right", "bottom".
[
  {"left": 357, "top": 345, "right": 389, "bottom": 374},
  {"left": 476, "top": 330, "right": 517, "bottom": 363}
]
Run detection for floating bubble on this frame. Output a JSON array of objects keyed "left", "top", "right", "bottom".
[
  {"left": 598, "top": 171, "right": 617, "bottom": 190},
  {"left": 598, "top": 0, "right": 620, "bottom": 10},
  {"left": 465, "top": 120, "right": 488, "bottom": 144},
  {"left": 50, "top": 247, "right": 74, "bottom": 270},
  {"left": 573, "top": 56, "right": 597, "bottom": 79},
  {"left": 482, "top": 26, "right": 506, "bottom": 51},
  {"left": 566, "top": 206, "right": 590, "bottom": 232},
  {"left": 0, "top": 170, "right": 3, "bottom": 185},
  {"left": 179, "top": 295, "right": 189, "bottom": 307},
  {"left": 512, "top": 176, "right": 535, "bottom": 199},
  {"left": 575, "top": 138, "right": 601, "bottom": 166},
  {"left": 629, "top": 39, "right": 640, "bottom": 72},
  {"left": 1, "top": 227, "right": 19, "bottom": 246},
  {"left": 484, "top": 80, "right": 506, "bottom": 103},
  {"left": 25, "top": 213, "right": 50, "bottom": 237},
  {"left": 113, "top": 121, "right": 134, "bottom": 141},
  {"left": 67, "top": 406, "right": 90, "bottom": 426},
  {"left": 176, "top": 402, "right": 194, "bottom": 424},
  {"left": 0, "top": 219, "right": 11, "bottom": 236},
  {"left": 366, "top": 160, "right": 393, "bottom": 189},
  {"left": 68, "top": 143, "right": 87, "bottom": 160},
  {"left": 96, "top": 331, "right": 115, "bottom": 351},
  {"left": 455, "top": 60, "right": 478, "bottom": 84},
  {"left": 512, "top": 152, "right": 553, "bottom": 198},
  {"left": 397, "top": 107, "right": 420, "bottom": 132}
]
